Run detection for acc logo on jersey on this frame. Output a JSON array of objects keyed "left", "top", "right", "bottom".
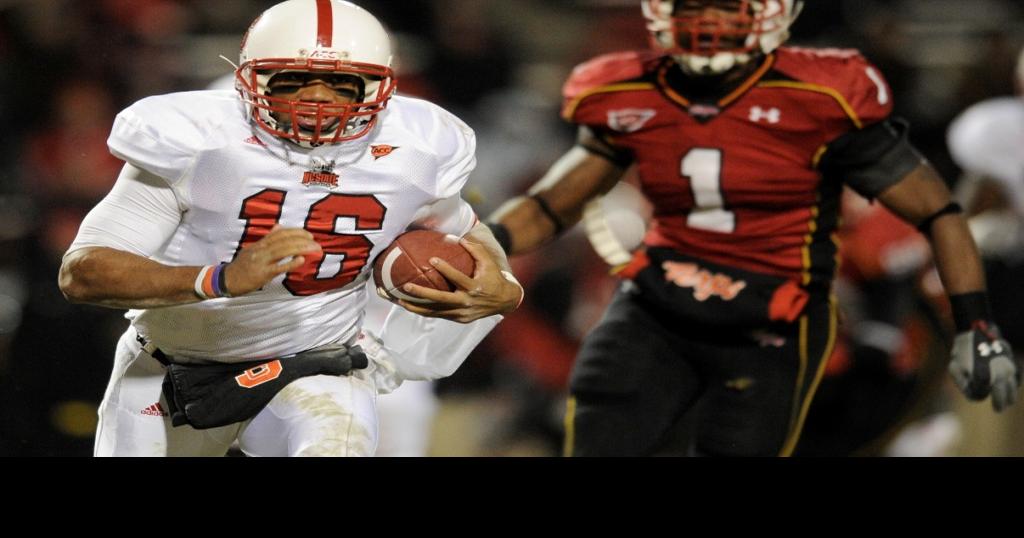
[
  {"left": 607, "top": 109, "right": 657, "bottom": 133},
  {"left": 371, "top": 144, "right": 399, "bottom": 160},
  {"left": 662, "top": 261, "right": 747, "bottom": 302}
]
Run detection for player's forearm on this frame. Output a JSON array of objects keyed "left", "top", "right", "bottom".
[
  {"left": 877, "top": 163, "right": 988, "bottom": 295},
  {"left": 464, "top": 221, "right": 514, "bottom": 273},
  {"left": 488, "top": 195, "right": 562, "bottom": 255},
  {"left": 59, "top": 246, "right": 205, "bottom": 309},
  {"left": 488, "top": 146, "right": 625, "bottom": 255},
  {"left": 929, "top": 215, "right": 987, "bottom": 296}
]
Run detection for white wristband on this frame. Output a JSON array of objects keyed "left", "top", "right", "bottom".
[
  {"left": 194, "top": 265, "right": 215, "bottom": 300},
  {"left": 500, "top": 270, "right": 525, "bottom": 310}
]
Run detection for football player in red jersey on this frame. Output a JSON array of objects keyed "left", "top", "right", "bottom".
[{"left": 485, "top": 0, "right": 1021, "bottom": 456}]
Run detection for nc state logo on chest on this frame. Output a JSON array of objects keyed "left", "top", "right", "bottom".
[{"left": 302, "top": 158, "right": 340, "bottom": 188}]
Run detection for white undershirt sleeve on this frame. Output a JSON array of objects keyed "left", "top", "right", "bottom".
[
  {"left": 66, "top": 163, "right": 183, "bottom": 258},
  {"left": 409, "top": 194, "right": 478, "bottom": 237}
]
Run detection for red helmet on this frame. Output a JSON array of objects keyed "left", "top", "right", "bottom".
[
  {"left": 642, "top": 0, "right": 804, "bottom": 74},
  {"left": 235, "top": 0, "right": 397, "bottom": 147}
]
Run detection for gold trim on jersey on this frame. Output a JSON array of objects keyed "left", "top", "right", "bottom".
[
  {"left": 800, "top": 206, "right": 819, "bottom": 286},
  {"left": 562, "top": 83, "right": 658, "bottom": 121},
  {"left": 562, "top": 396, "right": 578, "bottom": 457},
  {"left": 784, "top": 313, "right": 811, "bottom": 455},
  {"left": 756, "top": 81, "right": 864, "bottom": 129},
  {"left": 656, "top": 54, "right": 776, "bottom": 111},
  {"left": 779, "top": 296, "right": 838, "bottom": 457},
  {"left": 718, "top": 54, "right": 777, "bottom": 107},
  {"left": 811, "top": 145, "right": 828, "bottom": 168},
  {"left": 658, "top": 76, "right": 692, "bottom": 108}
]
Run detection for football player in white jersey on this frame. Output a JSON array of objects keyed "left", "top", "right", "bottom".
[{"left": 57, "top": 0, "right": 523, "bottom": 457}]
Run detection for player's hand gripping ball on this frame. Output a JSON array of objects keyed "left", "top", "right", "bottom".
[{"left": 373, "top": 230, "right": 475, "bottom": 303}]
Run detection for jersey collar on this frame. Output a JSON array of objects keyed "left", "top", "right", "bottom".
[{"left": 656, "top": 54, "right": 776, "bottom": 120}]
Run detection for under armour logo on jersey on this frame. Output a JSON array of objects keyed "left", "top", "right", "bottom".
[
  {"left": 749, "top": 106, "right": 781, "bottom": 124},
  {"left": 607, "top": 109, "right": 657, "bottom": 133},
  {"left": 371, "top": 144, "right": 399, "bottom": 160},
  {"left": 303, "top": 158, "right": 339, "bottom": 188}
]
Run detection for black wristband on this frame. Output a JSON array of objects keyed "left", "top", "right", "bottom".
[
  {"left": 949, "top": 291, "right": 993, "bottom": 332},
  {"left": 530, "top": 194, "right": 565, "bottom": 234},
  {"left": 916, "top": 202, "right": 962, "bottom": 235},
  {"left": 486, "top": 222, "right": 512, "bottom": 254}
]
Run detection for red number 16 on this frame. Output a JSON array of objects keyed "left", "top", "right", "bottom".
[{"left": 234, "top": 189, "right": 386, "bottom": 297}]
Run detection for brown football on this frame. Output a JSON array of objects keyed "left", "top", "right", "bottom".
[{"left": 372, "top": 229, "right": 475, "bottom": 303}]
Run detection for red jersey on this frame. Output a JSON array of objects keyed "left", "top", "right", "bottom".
[{"left": 563, "top": 47, "right": 895, "bottom": 289}]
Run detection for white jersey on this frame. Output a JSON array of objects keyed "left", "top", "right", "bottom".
[
  {"left": 948, "top": 97, "right": 1024, "bottom": 216},
  {"left": 71, "top": 90, "right": 478, "bottom": 362}
]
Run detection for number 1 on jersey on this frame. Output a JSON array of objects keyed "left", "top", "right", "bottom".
[{"left": 683, "top": 148, "right": 735, "bottom": 233}]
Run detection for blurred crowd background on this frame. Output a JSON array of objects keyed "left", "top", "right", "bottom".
[{"left": 0, "top": 0, "right": 1022, "bottom": 456}]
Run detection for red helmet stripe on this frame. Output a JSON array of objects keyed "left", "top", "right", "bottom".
[{"left": 316, "top": 0, "right": 333, "bottom": 47}]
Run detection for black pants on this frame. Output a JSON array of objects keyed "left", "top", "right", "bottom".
[{"left": 565, "top": 283, "right": 837, "bottom": 457}]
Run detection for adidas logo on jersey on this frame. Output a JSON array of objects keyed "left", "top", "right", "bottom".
[{"left": 141, "top": 402, "right": 168, "bottom": 417}]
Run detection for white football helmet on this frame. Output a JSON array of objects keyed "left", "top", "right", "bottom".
[
  {"left": 642, "top": 0, "right": 804, "bottom": 75},
  {"left": 236, "top": 0, "right": 397, "bottom": 147}
]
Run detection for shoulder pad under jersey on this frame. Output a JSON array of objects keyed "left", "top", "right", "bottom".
[{"left": 770, "top": 47, "right": 894, "bottom": 128}]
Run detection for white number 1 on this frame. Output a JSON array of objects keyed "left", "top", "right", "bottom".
[{"left": 683, "top": 148, "right": 735, "bottom": 233}]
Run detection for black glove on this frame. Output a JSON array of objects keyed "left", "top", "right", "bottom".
[{"left": 949, "top": 321, "right": 1020, "bottom": 412}]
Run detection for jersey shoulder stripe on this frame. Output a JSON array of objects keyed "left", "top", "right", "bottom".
[
  {"left": 562, "top": 50, "right": 663, "bottom": 122},
  {"left": 767, "top": 47, "right": 893, "bottom": 129}
]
